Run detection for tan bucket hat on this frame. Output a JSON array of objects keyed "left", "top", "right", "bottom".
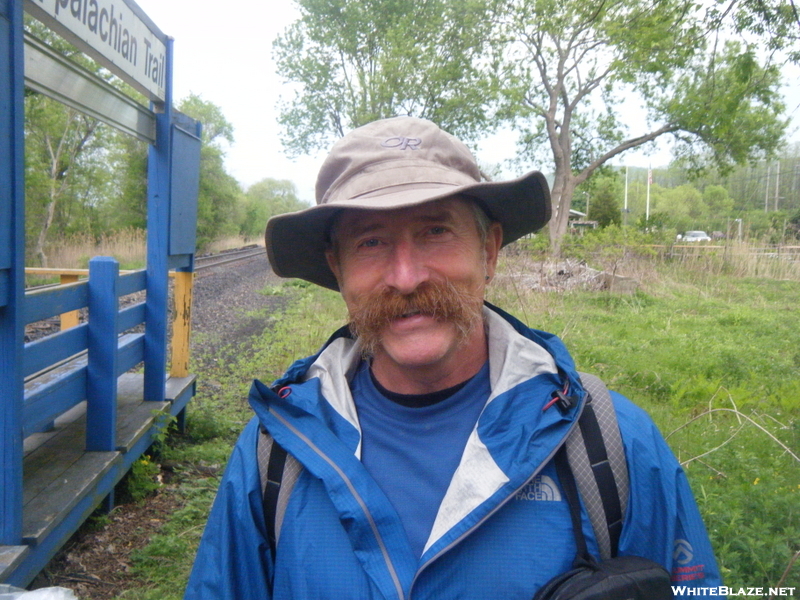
[{"left": 265, "top": 116, "right": 551, "bottom": 290}]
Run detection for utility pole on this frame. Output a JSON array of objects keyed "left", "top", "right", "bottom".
[
  {"left": 774, "top": 160, "right": 780, "bottom": 211},
  {"left": 624, "top": 166, "right": 629, "bottom": 227},
  {"left": 765, "top": 162, "right": 770, "bottom": 212}
]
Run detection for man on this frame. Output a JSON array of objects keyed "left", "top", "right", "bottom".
[{"left": 184, "top": 117, "right": 720, "bottom": 599}]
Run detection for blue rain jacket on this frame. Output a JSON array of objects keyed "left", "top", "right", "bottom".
[{"left": 185, "top": 304, "right": 721, "bottom": 599}]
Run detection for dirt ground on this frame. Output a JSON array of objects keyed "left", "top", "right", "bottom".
[{"left": 31, "top": 481, "right": 184, "bottom": 599}]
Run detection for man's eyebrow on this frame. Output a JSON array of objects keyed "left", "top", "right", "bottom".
[
  {"left": 415, "top": 210, "right": 457, "bottom": 225},
  {"left": 344, "top": 208, "right": 457, "bottom": 239},
  {"left": 346, "top": 221, "right": 385, "bottom": 239}
]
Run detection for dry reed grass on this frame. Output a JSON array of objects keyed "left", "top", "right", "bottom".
[
  {"left": 43, "top": 228, "right": 146, "bottom": 269},
  {"left": 37, "top": 230, "right": 264, "bottom": 275},
  {"left": 669, "top": 241, "right": 800, "bottom": 281},
  {"left": 488, "top": 240, "right": 799, "bottom": 322},
  {"left": 41, "top": 230, "right": 800, "bottom": 286}
]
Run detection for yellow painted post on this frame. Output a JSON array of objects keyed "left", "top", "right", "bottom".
[
  {"left": 170, "top": 271, "right": 193, "bottom": 378},
  {"left": 59, "top": 274, "right": 81, "bottom": 329}
]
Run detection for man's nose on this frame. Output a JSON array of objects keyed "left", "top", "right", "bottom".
[{"left": 383, "top": 238, "right": 428, "bottom": 294}]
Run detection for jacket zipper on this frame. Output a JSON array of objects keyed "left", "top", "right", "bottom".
[
  {"left": 270, "top": 408, "right": 407, "bottom": 600},
  {"left": 407, "top": 407, "right": 585, "bottom": 598}
]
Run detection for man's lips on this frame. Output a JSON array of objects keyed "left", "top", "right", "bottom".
[
  {"left": 399, "top": 310, "right": 421, "bottom": 319},
  {"left": 388, "top": 311, "right": 435, "bottom": 329}
]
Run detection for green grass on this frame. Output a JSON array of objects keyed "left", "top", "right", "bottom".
[
  {"left": 120, "top": 250, "right": 799, "bottom": 597},
  {"left": 490, "top": 255, "right": 800, "bottom": 586},
  {"left": 504, "top": 277, "right": 800, "bottom": 413}
]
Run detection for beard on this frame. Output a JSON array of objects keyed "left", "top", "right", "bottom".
[{"left": 347, "top": 278, "right": 485, "bottom": 358}]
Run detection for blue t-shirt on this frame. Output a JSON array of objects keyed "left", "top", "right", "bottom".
[{"left": 351, "top": 361, "right": 491, "bottom": 558}]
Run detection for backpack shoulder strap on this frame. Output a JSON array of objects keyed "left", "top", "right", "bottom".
[
  {"left": 257, "top": 426, "right": 303, "bottom": 555},
  {"left": 565, "top": 372, "right": 629, "bottom": 560}
]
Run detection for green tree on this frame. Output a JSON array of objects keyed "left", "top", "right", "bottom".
[
  {"left": 273, "top": 0, "right": 496, "bottom": 157},
  {"left": 708, "top": 0, "right": 800, "bottom": 65},
  {"left": 657, "top": 184, "right": 707, "bottom": 231},
  {"left": 274, "top": 0, "right": 788, "bottom": 252},
  {"left": 193, "top": 145, "right": 241, "bottom": 250},
  {"left": 240, "top": 179, "right": 309, "bottom": 238},
  {"left": 101, "top": 133, "right": 149, "bottom": 231},
  {"left": 24, "top": 91, "right": 110, "bottom": 265},
  {"left": 101, "top": 94, "right": 244, "bottom": 245},
  {"left": 22, "top": 19, "right": 119, "bottom": 265},
  {"left": 587, "top": 176, "right": 623, "bottom": 228},
  {"left": 703, "top": 185, "right": 734, "bottom": 217},
  {"left": 788, "top": 208, "right": 800, "bottom": 240},
  {"left": 493, "top": 0, "right": 787, "bottom": 250},
  {"left": 177, "top": 94, "right": 242, "bottom": 250},
  {"left": 179, "top": 94, "right": 235, "bottom": 147}
]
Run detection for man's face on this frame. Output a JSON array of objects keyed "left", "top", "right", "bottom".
[{"left": 326, "top": 197, "right": 503, "bottom": 392}]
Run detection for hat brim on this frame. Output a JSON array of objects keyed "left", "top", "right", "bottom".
[{"left": 265, "top": 170, "right": 551, "bottom": 291}]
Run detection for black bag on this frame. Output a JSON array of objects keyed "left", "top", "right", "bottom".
[
  {"left": 533, "top": 555, "right": 672, "bottom": 600},
  {"left": 533, "top": 448, "right": 673, "bottom": 600}
]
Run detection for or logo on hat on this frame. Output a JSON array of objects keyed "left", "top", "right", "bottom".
[{"left": 381, "top": 136, "right": 422, "bottom": 150}]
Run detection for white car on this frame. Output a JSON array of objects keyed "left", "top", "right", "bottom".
[{"left": 682, "top": 230, "right": 711, "bottom": 242}]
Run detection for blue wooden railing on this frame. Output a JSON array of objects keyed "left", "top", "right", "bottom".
[
  {"left": 22, "top": 258, "right": 149, "bottom": 446},
  {"left": 0, "top": 255, "right": 197, "bottom": 586}
]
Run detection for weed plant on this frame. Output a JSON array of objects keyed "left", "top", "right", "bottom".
[
  {"left": 122, "top": 458, "right": 163, "bottom": 504},
  {"left": 123, "top": 241, "right": 798, "bottom": 596}
]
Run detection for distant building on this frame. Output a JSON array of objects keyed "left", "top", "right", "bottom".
[{"left": 568, "top": 209, "right": 597, "bottom": 234}]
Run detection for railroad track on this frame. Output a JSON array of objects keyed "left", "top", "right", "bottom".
[
  {"left": 24, "top": 245, "right": 267, "bottom": 343},
  {"left": 25, "top": 245, "right": 267, "bottom": 292},
  {"left": 195, "top": 245, "right": 265, "bottom": 272}
]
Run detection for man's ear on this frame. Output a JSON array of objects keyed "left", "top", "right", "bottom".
[
  {"left": 326, "top": 249, "right": 342, "bottom": 286},
  {"left": 484, "top": 222, "right": 503, "bottom": 281}
]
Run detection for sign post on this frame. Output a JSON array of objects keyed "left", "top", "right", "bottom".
[
  {"left": 0, "top": 0, "right": 26, "bottom": 547},
  {"left": 144, "top": 35, "right": 173, "bottom": 404}
]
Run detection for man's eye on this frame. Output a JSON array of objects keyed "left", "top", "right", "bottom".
[
  {"left": 429, "top": 226, "right": 448, "bottom": 235},
  {"left": 358, "top": 238, "right": 380, "bottom": 248}
]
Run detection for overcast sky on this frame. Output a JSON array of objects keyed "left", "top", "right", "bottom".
[{"left": 135, "top": 0, "right": 798, "bottom": 204}]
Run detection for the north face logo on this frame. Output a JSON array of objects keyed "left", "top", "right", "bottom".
[
  {"left": 381, "top": 136, "right": 421, "bottom": 150},
  {"left": 515, "top": 475, "right": 562, "bottom": 501}
]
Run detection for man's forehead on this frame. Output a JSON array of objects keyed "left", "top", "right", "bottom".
[{"left": 335, "top": 197, "right": 470, "bottom": 231}]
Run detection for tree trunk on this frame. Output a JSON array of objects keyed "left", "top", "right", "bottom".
[
  {"left": 34, "top": 192, "right": 58, "bottom": 267},
  {"left": 549, "top": 184, "right": 576, "bottom": 254},
  {"left": 547, "top": 151, "right": 577, "bottom": 255},
  {"left": 31, "top": 114, "right": 98, "bottom": 267},
  {"left": 33, "top": 133, "right": 63, "bottom": 268}
]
